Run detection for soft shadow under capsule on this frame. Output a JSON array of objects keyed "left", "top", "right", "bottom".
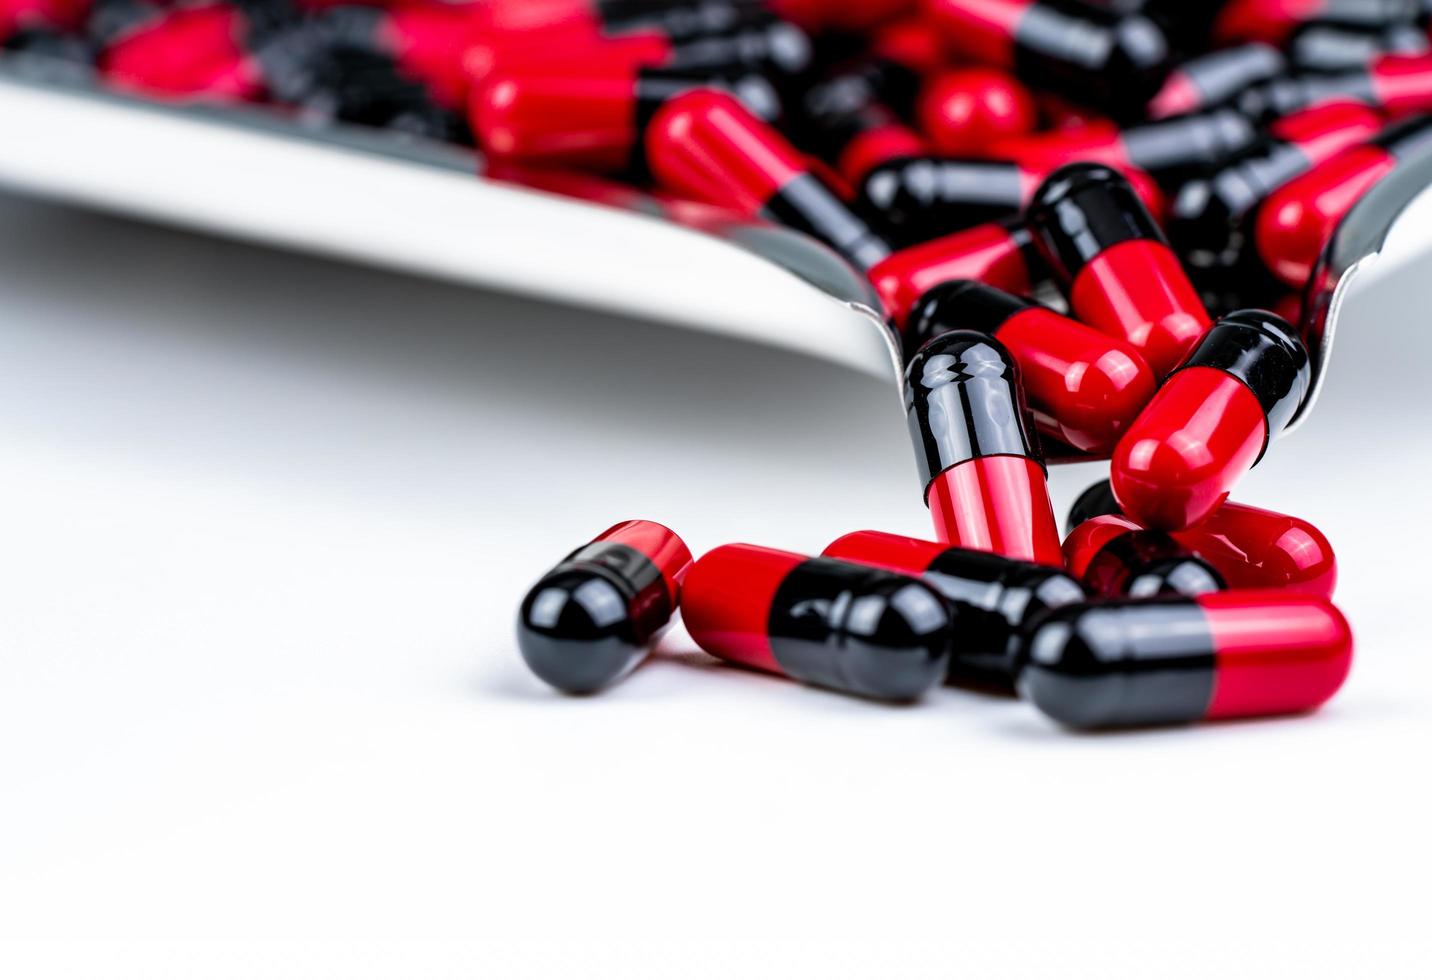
[
  {"left": 1112, "top": 310, "right": 1312, "bottom": 531},
  {"left": 680, "top": 544, "right": 953, "bottom": 702},
  {"left": 904, "top": 329, "right": 1064, "bottom": 567},
  {"left": 517, "top": 521, "right": 693, "bottom": 694},
  {"left": 1018, "top": 592, "right": 1354, "bottom": 730},
  {"left": 824, "top": 530, "right": 1086, "bottom": 690}
]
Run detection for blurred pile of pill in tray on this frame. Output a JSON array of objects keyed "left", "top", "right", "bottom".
[{"left": 9, "top": 0, "right": 1431, "bottom": 729}]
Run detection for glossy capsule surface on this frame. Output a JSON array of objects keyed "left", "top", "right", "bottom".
[
  {"left": 1290, "top": 22, "right": 1430, "bottom": 74},
  {"left": 1237, "top": 52, "right": 1432, "bottom": 121},
  {"left": 906, "top": 280, "right": 1156, "bottom": 454},
  {"left": 924, "top": 0, "right": 1172, "bottom": 118},
  {"left": 681, "top": 544, "right": 952, "bottom": 701},
  {"left": 917, "top": 66, "right": 1038, "bottom": 156},
  {"left": 870, "top": 218, "right": 1039, "bottom": 324},
  {"left": 1066, "top": 480, "right": 1339, "bottom": 598},
  {"left": 1214, "top": 0, "right": 1419, "bottom": 46},
  {"left": 824, "top": 530, "right": 1085, "bottom": 688},
  {"left": 1112, "top": 310, "right": 1312, "bottom": 530},
  {"left": 647, "top": 89, "right": 893, "bottom": 269},
  {"left": 993, "top": 109, "right": 1259, "bottom": 182},
  {"left": 1064, "top": 514, "right": 1226, "bottom": 598},
  {"left": 518, "top": 521, "right": 693, "bottom": 694},
  {"left": 1028, "top": 163, "right": 1212, "bottom": 379},
  {"left": 476, "top": 0, "right": 766, "bottom": 40},
  {"left": 905, "top": 330, "right": 1063, "bottom": 566},
  {"left": 1256, "top": 114, "right": 1432, "bottom": 287},
  {"left": 1146, "top": 43, "right": 1286, "bottom": 119},
  {"left": 1019, "top": 592, "right": 1354, "bottom": 729}
]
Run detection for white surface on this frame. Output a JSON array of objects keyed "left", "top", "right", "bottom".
[{"left": 1, "top": 192, "right": 1430, "bottom": 979}]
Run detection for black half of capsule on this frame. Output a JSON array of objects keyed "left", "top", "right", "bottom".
[
  {"left": 1169, "top": 134, "right": 1319, "bottom": 261},
  {"left": 920, "top": 550, "right": 1087, "bottom": 688},
  {"left": 763, "top": 172, "right": 894, "bottom": 270},
  {"left": 904, "top": 330, "right": 1042, "bottom": 492},
  {"left": 517, "top": 540, "right": 673, "bottom": 694},
  {"left": 1122, "top": 108, "right": 1259, "bottom": 179},
  {"left": 769, "top": 558, "right": 953, "bottom": 701},
  {"left": 595, "top": 0, "right": 767, "bottom": 40},
  {"left": 1374, "top": 112, "right": 1432, "bottom": 158},
  {"left": 1156, "top": 43, "right": 1286, "bottom": 113},
  {"left": 1011, "top": 0, "right": 1172, "bottom": 119},
  {"left": 87, "top": 0, "right": 164, "bottom": 46},
  {"left": 795, "top": 54, "right": 923, "bottom": 150},
  {"left": 1018, "top": 600, "right": 1218, "bottom": 729},
  {"left": 1027, "top": 163, "right": 1166, "bottom": 282},
  {"left": 857, "top": 158, "right": 1027, "bottom": 247},
  {"left": 663, "top": 16, "right": 815, "bottom": 79},
  {"left": 1066, "top": 479, "right": 1122, "bottom": 535},
  {"left": 905, "top": 279, "right": 1027, "bottom": 359},
  {"left": 1180, "top": 309, "right": 1312, "bottom": 441},
  {"left": 1236, "top": 71, "right": 1380, "bottom": 124},
  {"left": 1083, "top": 530, "right": 1227, "bottom": 599},
  {"left": 1290, "top": 22, "right": 1429, "bottom": 73}
]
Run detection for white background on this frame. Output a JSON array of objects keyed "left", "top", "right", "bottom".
[{"left": 1, "top": 189, "right": 1429, "bottom": 978}]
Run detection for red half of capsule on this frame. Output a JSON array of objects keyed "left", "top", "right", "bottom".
[
  {"left": 870, "top": 222, "right": 1035, "bottom": 327},
  {"left": 927, "top": 456, "right": 1064, "bottom": 567},
  {"left": 474, "top": 0, "right": 603, "bottom": 36},
  {"left": 1213, "top": 0, "right": 1340, "bottom": 47},
  {"left": 1255, "top": 143, "right": 1398, "bottom": 287},
  {"left": 991, "top": 122, "right": 1128, "bottom": 173},
  {"left": 1069, "top": 239, "right": 1213, "bottom": 380},
  {"left": 1113, "top": 366, "right": 1270, "bottom": 531},
  {"left": 464, "top": 28, "right": 671, "bottom": 88},
  {"left": 918, "top": 67, "right": 1038, "bottom": 157},
  {"left": 1062, "top": 514, "right": 1145, "bottom": 579},
  {"left": 98, "top": 3, "right": 252, "bottom": 98},
  {"left": 1, "top": 0, "right": 86, "bottom": 37},
  {"left": 596, "top": 520, "right": 694, "bottom": 607},
  {"left": 923, "top": 0, "right": 1030, "bottom": 67},
  {"left": 647, "top": 87, "right": 809, "bottom": 216},
  {"left": 1268, "top": 100, "right": 1384, "bottom": 164},
  {"left": 1367, "top": 53, "right": 1432, "bottom": 116},
  {"left": 1201, "top": 591, "right": 1353, "bottom": 720},
  {"left": 1175, "top": 503, "right": 1338, "bottom": 599},
  {"left": 769, "top": 0, "right": 918, "bottom": 32},
  {"left": 473, "top": 65, "right": 653, "bottom": 171}
]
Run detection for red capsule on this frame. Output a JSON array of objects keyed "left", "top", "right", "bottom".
[
  {"left": 905, "top": 330, "right": 1064, "bottom": 566},
  {"left": 0, "top": 0, "right": 86, "bottom": 39},
  {"left": 1146, "top": 43, "right": 1287, "bottom": 120},
  {"left": 1028, "top": 164, "right": 1212, "bottom": 379},
  {"left": 768, "top": 0, "right": 917, "bottom": 31},
  {"left": 869, "top": 219, "right": 1037, "bottom": 326},
  {"left": 1064, "top": 515, "right": 1226, "bottom": 598},
  {"left": 680, "top": 544, "right": 952, "bottom": 701},
  {"left": 1256, "top": 115, "right": 1432, "bottom": 287},
  {"left": 1113, "top": 311, "right": 1312, "bottom": 530},
  {"left": 1020, "top": 591, "right": 1354, "bottom": 729},
  {"left": 375, "top": 5, "right": 482, "bottom": 107},
  {"left": 917, "top": 67, "right": 1038, "bottom": 157},
  {"left": 906, "top": 281, "right": 1156, "bottom": 454},
  {"left": 1215, "top": 0, "right": 1414, "bottom": 47},
  {"left": 836, "top": 121, "right": 927, "bottom": 186},
  {"left": 475, "top": 0, "right": 758, "bottom": 39},
  {"left": 463, "top": 28, "right": 672, "bottom": 89},
  {"left": 98, "top": 3, "right": 260, "bottom": 99},
  {"left": 647, "top": 90, "right": 894, "bottom": 269}
]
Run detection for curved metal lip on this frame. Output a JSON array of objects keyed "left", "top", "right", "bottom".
[{"left": 1294, "top": 130, "right": 1432, "bottom": 431}]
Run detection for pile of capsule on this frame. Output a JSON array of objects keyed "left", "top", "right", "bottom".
[{"left": 5, "top": 1, "right": 1407, "bottom": 727}]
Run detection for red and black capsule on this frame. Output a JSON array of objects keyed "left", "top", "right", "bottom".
[
  {"left": 517, "top": 521, "right": 693, "bottom": 694},
  {"left": 1237, "top": 52, "right": 1432, "bottom": 122},
  {"left": 1065, "top": 515, "right": 1226, "bottom": 598},
  {"left": 1146, "top": 43, "right": 1287, "bottom": 120},
  {"left": 993, "top": 108, "right": 1260, "bottom": 183},
  {"left": 917, "top": 67, "right": 1038, "bottom": 157},
  {"left": 474, "top": 65, "right": 779, "bottom": 174},
  {"left": 869, "top": 218, "right": 1041, "bottom": 325},
  {"left": 855, "top": 156, "right": 1163, "bottom": 248},
  {"left": 1214, "top": 0, "right": 1419, "bottom": 47},
  {"left": 1027, "top": 163, "right": 1213, "bottom": 380},
  {"left": 300, "top": 3, "right": 478, "bottom": 108},
  {"left": 1112, "top": 310, "right": 1312, "bottom": 530},
  {"left": 905, "top": 281, "right": 1156, "bottom": 454},
  {"left": 647, "top": 89, "right": 894, "bottom": 270},
  {"left": 1169, "top": 101, "right": 1384, "bottom": 265},
  {"left": 823, "top": 530, "right": 1086, "bottom": 689},
  {"left": 1066, "top": 479, "right": 1339, "bottom": 598},
  {"left": 476, "top": 0, "right": 767, "bottom": 42},
  {"left": 924, "top": 0, "right": 1172, "bottom": 119},
  {"left": 680, "top": 544, "right": 952, "bottom": 701},
  {"left": 1019, "top": 592, "right": 1353, "bottom": 729},
  {"left": 1255, "top": 114, "right": 1432, "bottom": 287},
  {"left": 905, "top": 330, "right": 1064, "bottom": 567},
  {"left": 1289, "top": 22, "right": 1429, "bottom": 74},
  {"left": 793, "top": 63, "right": 925, "bottom": 186}
]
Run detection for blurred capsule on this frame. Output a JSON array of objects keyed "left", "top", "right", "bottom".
[
  {"left": 1291, "top": 22, "right": 1430, "bottom": 74},
  {"left": 1214, "top": 0, "right": 1419, "bottom": 47},
  {"left": 1238, "top": 52, "right": 1432, "bottom": 122},
  {"left": 917, "top": 67, "right": 1038, "bottom": 157},
  {"left": 1146, "top": 43, "right": 1287, "bottom": 120}
]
